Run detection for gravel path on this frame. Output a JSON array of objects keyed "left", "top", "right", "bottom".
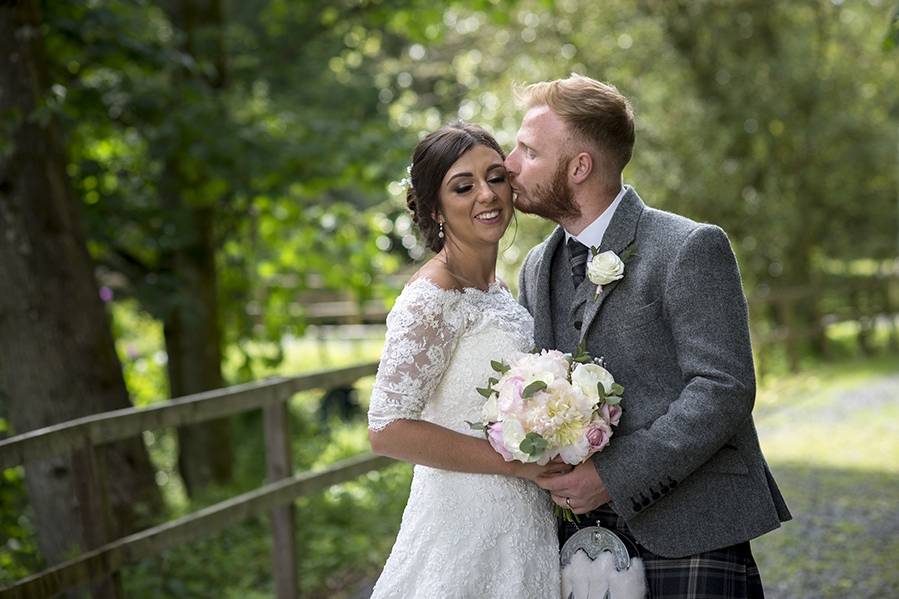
[{"left": 754, "top": 372, "right": 899, "bottom": 599}]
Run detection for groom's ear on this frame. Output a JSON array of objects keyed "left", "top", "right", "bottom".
[{"left": 570, "top": 152, "right": 593, "bottom": 184}]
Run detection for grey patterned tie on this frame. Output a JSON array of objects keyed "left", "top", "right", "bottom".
[{"left": 567, "top": 237, "right": 589, "bottom": 288}]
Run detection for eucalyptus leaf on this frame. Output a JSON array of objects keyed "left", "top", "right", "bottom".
[
  {"left": 490, "top": 360, "right": 510, "bottom": 374},
  {"left": 522, "top": 380, "right": 547, "bottom": 398},
  {"left": 519, "top": 432, "right": 547, "bottom": 457}
]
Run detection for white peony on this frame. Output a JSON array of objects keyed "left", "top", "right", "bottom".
[
  {"left": 587, "top": 251, "right": 625, "bottom": 286},
  {"left": 571, "top": 362, "right": 616, "bottom": 400},
  {"left": 506, "top": 349, "right": 570, "bottom": 388},
  {"left": 526, "top": 380, "right": 593, "bottom": 458}
]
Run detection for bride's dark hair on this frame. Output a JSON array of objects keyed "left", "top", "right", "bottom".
[{"left": 406, "top": 122, "right": 506, "bottom": 252}]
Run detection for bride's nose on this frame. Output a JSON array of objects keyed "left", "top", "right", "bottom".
[{"left": 476, "top": 181, "right": 497, "bottom": 203}]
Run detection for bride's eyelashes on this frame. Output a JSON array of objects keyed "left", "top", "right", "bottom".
[{"left": 452, "top": 174, "right": 508, "bottom": 194}]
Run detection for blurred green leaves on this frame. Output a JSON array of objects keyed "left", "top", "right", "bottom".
[{"left": 33, "top": 0, "right": 899, "bottom": 373}]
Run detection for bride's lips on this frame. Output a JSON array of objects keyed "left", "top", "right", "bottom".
[{"left": 474, "top": 208, "right": 503, "bottom": 225}]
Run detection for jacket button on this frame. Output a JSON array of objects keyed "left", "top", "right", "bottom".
[
  {"left": 650, "top": 487, "right": 660, "bottom": 500},
  {"left": 640, "top": 493, "right": 650, "bottom": 507},
  {"left": 631, "top": 499, "right": 642, "bottom": 512},
  {"left": 667, "top": 476, "right": 678, "bottom": 488},
  {"left": 574, "top": 320, "right": 582, "bottom": 329}
]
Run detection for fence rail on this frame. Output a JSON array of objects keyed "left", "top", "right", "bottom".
[
  {"left": 747, "top": 273, "right": 899, "bottom": 373},
  {"left": 3, "top": 273, "right": 897, "bottom": 597},
  {"left": 0, "top": 362, "right": 389, "bottom": 599}
]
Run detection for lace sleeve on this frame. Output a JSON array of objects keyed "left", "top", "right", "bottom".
[{"left": 367, "top": 281, "right": 464, "bottom": 431}]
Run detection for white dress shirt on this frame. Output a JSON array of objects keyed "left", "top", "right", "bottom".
[{"left": 564, "top": 184, "right": 629, "bottom": 262}]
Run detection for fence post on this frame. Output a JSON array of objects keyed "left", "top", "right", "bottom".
[
  {"left": 748, "top": 300, "right": 767, "bottom": 380},
  {"left": 881, "top": 277, "right": 899, "bottom": 351},
  {"left": 849, "top": 286, "right": 874, "bottom": 355},
  {"left": 70, "top": 434, "right": 123, "bottom": 599},
  {"left": 776, "top": 297, "right": 800, "bottom": 372},
  {"left": 264, "top": 390, "right": 299, "bottom": 599}
]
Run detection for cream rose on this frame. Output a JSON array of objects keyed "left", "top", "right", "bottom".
[
  {"left": 587, "top": 250, "right": 625, "bottom": 286},
  {"left": 571, "top": 362, "right": 616, "bottom": 399}
]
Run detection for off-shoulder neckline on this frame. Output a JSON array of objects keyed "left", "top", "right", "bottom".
[{"left": 406, "top": 276, "right": 507, "bottom": 296}]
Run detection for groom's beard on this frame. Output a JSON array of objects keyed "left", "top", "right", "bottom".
[{"left": 514, "top": 157, "right": 581, "bottom": 223}]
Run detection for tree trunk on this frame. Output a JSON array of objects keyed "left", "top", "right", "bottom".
[
  {"left": 163, "top": 205, "right": 234, "bottom": 495},
  {"left": 159, "top": 0, "right": 233, "bottom": 496},
  {"left": 0, "top": 0, "right": 161, "bottom": 566}
]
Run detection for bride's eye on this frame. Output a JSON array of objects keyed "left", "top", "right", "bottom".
[
  {"left": 488, "top": 174, "right": 507, "bottom": 184},
  {"left": 454, "top": 184, "right": 474, "bottom": 194}
]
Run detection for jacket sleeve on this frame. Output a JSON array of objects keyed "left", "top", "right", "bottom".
[
  {"left": 517, "top": 245, "right": 539, "bottom": 314},
  {"left": 593, "top": 224, "right": 756, "bottom": 519}
]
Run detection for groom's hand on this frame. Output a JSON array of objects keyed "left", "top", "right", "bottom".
[{"left": 536, "top": 461, "right": 610, "bottom": 514}]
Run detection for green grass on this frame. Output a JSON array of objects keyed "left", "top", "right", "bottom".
[{"left": 752, "top": 351, "right": 899, "bottom": 598}]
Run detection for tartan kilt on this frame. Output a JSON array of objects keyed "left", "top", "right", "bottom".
[{"left": 559, "top": 505, "right": 765, "bottom": 599}]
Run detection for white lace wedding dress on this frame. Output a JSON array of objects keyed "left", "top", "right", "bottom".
[{"left": 367, "top": 278, "right": 560, "bottom": 599}]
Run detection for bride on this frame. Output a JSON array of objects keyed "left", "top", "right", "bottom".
[{"left": 367, "top": 123, "right": 566, "bottom": 598}]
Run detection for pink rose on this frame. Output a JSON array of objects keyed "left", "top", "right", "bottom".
[
  {"left": 601, "top": 404, "right": 622, "bottom": 427},
  {"left": 487, "top": 422, "right": 513, "bottom": 461},
  {"left": 586, "top": 422, "right": 612, "bottom": 451}
]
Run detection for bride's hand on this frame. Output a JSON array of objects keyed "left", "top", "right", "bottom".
[{"left": 513, "top": 458, "right": 573, "bottom": 482}]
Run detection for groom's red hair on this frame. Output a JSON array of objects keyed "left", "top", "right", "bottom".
[{"left": 514, "top": 73, "right": 635, "bottom": 174}]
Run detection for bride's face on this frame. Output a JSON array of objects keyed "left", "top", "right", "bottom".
[{"left": 436, "top": 144, "right": 513, "bottom": 249}]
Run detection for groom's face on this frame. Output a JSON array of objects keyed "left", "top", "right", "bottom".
[{"left": 505, "top": 105, "right": 580, "bottom": 223}]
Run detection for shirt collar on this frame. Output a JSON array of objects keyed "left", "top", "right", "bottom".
[{"left": 564, "top": 184, "right": 629, "bottom": 250}]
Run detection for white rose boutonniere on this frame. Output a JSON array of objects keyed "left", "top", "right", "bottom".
[{"left": 587, "top": 244, "right": 638, "bottom": 300}]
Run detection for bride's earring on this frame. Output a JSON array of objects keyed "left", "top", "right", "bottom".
[{"left": 438, "top": 222, "right": 445, "bottom": 239}]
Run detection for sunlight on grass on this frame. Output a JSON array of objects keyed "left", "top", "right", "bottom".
[
  {"left": 760, "top": 402, "right": 899, "bottom": 473},
  {"left": 280, "top": 332, "right": 384, "bottom": 372},
  {"left": 755, "top": 353, "right": 899, "bottom": 411}
]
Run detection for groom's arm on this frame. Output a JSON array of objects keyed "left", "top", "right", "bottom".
[{"left": 592, "top": 224, "right": 756, "bottom": 520}]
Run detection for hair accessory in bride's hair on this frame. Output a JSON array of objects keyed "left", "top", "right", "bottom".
[{"left": 399, "top": 163, "right": 414, "bottom": 191}]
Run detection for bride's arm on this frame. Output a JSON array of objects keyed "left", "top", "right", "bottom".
[
  {"left": 367, "top": 280, "right": 566, "bottom": 481},
  {"left": 370, "top": 419, "right": 561, "bottom": 481}
]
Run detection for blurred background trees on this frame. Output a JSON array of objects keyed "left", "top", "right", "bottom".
[{"left": 1, "top": 0, "right": 897, "bottom": 594}]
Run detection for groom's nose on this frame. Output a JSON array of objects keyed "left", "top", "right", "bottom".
[{"left": 504, "top": 150, "right": 519, "bottom": 176}]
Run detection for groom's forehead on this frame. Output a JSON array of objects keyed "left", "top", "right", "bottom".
[{"left": 519, "top": 106, "right": 565, "bottom": 143}]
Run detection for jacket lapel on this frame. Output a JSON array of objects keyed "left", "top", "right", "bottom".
[
  {"left": 532, "top": 226, "right": 565, "bottom": 350},
  {"left": 578, "top": 187, "right": 645, "bottom": 342}
]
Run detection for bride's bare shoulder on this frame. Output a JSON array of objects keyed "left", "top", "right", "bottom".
[{"left": 406, "top": 260, "right": 459, "bottom": 292}]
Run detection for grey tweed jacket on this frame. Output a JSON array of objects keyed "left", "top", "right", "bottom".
[{"left": 518, "top": 186, "right": 791, "bottom": 558}]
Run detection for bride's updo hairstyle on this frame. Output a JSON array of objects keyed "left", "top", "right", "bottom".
[{"left": 405, "top": 122, "right": 506, "bottom": 252}]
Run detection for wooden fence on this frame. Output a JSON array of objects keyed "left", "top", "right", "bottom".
[
  {"left": 748, "top": 273, "right": 899, "bottom": 374},
  {"left": 0, "top": 363, "right": 393, "bottom": 599},
  {"left": 2, "top": 273, "right": 896, "bottom": 597}
]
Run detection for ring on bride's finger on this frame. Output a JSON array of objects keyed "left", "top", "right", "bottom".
[{"left": 565, "top": 497, "right": 572, "bottom": 508}]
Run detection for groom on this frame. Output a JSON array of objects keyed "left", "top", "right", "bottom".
[{"left": 508, "top": 74, "right": 791, "bottom": 598}]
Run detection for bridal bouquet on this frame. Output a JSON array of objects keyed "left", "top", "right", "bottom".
[{"left": 470, "top": 346, "right": 623, "bottom": 466}]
